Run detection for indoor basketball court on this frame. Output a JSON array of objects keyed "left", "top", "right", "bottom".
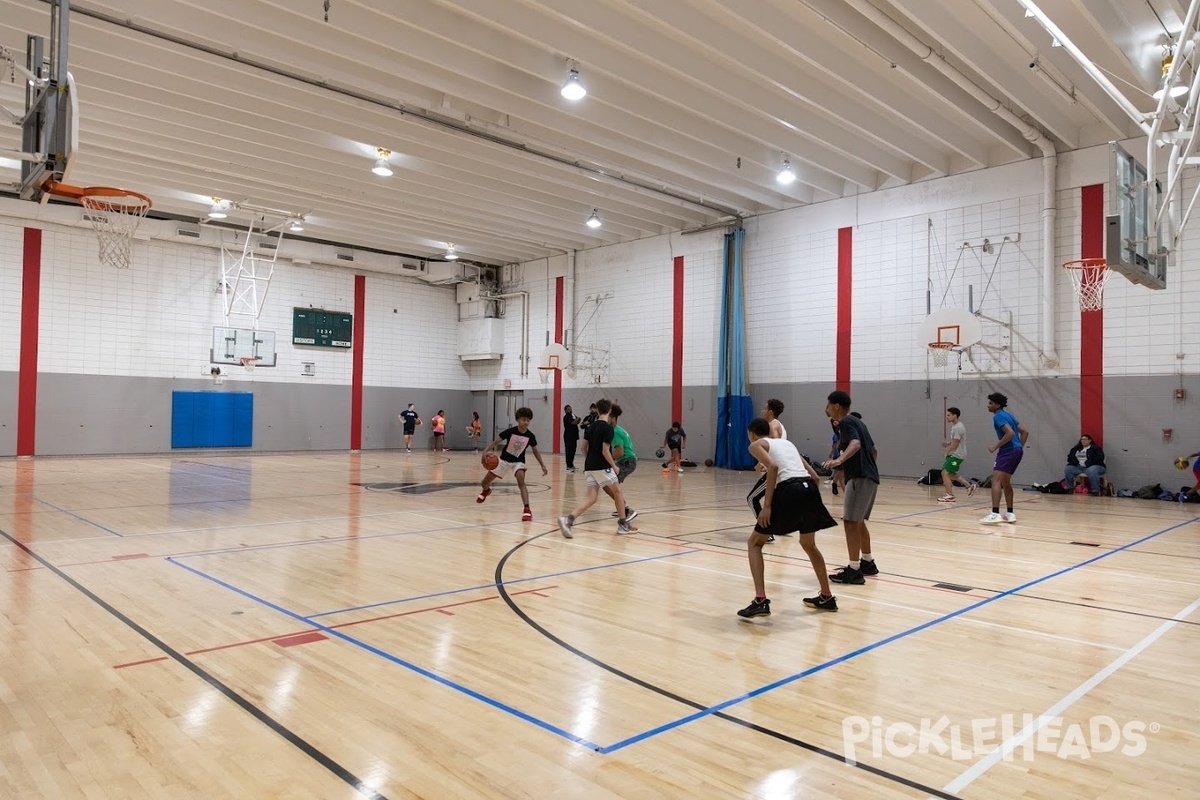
[
  {"left": 0, "top": 452, "right": 1194, "bottom": 798},
  {"left": 1, "top": 1, "right": 1198, "bottom": 799}
]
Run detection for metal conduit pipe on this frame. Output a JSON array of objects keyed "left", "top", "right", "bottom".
[
  {"left": 565, "top": 250, "right": 577, "bottom": 372},
  {"left": 842, "top": 0, "right": 1061, "bottom": 368}
]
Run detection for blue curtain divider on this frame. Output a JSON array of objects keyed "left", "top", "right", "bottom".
[{"left": 715, "top": 228, "right": 756, "bottom": 469}]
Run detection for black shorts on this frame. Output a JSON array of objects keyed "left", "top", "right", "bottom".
[
  {"left": 750, "top": 478, "right": 837, "bottom": 536},
  {"left": 403, "top": 426, "right": 415, "bottom": 435}
]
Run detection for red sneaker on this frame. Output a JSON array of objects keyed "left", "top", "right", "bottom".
[
  {"left": 521, "top": 507, "right": 533, "bottom": 522},
  {"left": 476, "top": 488, "right": 491, "bottom": 504}
]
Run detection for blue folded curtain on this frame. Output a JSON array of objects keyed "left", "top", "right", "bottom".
[{"left": 715, "top": 228, "right": 755, "bottom": 469}]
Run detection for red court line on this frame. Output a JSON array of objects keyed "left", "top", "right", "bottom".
[
  {"left": 112, "top": 585, "right": 557, "bottom": 669},
  {"left": 273, "top": 631, "right": 327, "bottom": 647}
]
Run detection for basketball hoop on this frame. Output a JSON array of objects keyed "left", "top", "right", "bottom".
[
  {"left": 239, "top": 356, "right": 260, "bottom": 372},
  {"left": 42, "top": 181, "right": 152, "bottom": 269},
  {"left": 1063, "top": 258, "right": 1110, "bottom": 312},
  {"left": 537, "top": 366, "right": 555, "bottom": 385},
  {"left": 929, "top": 342, "right": 954, "bottom": 368}
]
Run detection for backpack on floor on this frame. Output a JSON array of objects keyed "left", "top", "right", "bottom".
[
  {"left": 916, "top": 468, "right": 942, "bottom": 485},
  {"left": 1133, "top": 483, "right": 1162, "bottom": 500}
]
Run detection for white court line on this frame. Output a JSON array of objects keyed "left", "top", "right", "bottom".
[{"left": 942, "top": 594, "right": 1200, "bottom": 795}]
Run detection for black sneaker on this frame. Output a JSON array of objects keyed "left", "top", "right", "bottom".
[
  {"left": 831, "top": 484, "right": 839, "bottom": 495},
  {"left": 625, "top": 508, "right": 639, "bottom": 521},
  {"left": 830, "top": 565, "right": 866, "bottom": 585},
  {"left": 803, "top": 594, "right": 838, "bottom": 611},
  {"left": 765, "top": 534, "right": 776, "bottom": 543},
  {"left": 859, "top": 559, "right": 879, "bottom": 576},
  {"left": 737, "top": 598, "right": 771, "bottom": 618}
]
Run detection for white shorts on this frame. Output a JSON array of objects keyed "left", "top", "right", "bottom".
[
  {"left": 585, "top": 468, "right": 619, "bottom": 487},
  {"left": 489, "top": 460, "right": 527, "bottom": 479}
]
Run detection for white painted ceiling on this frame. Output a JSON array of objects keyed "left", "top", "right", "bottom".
[{"left": 0, "top": 0, "right": 1190, "bottom": 267}]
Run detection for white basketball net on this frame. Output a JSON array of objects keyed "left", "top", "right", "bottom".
[
  {"left": 537, "top": 367, "right": 554, "bottom": 385},
  {"left": 1064, "top": 262, "right": 1110, "bottom": 312},
  {"left": 81, "top": 193, "right": 151, "bottom": 269},
  {"left": 240, "top": 356, "right": 259, "bottom": 372},
  {"left": 929, "top": 344, "right": 953, "bottom": 368}
]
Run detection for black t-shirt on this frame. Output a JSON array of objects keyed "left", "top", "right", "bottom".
[
  {"left": 583, "top": 420, "right": 614, "bottom": 471},
  {"left": 837, "top": 415, "right": 879, "bottom": 483},
  {"left": 399, "top": 409, "right": 418, "bottom": 430},
  {"left": 497, "top": 426, "right": 537, "bottom": 463},
  {"left": 665, "top": 427, "right": 685, "bottom": 450},
  {"left": 563, "top": 412, "right": 580, "bottom": 440}
]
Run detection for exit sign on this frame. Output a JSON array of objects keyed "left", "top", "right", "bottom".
[{"left": 293, "top": 308, "right": 353, "bottom": 348}]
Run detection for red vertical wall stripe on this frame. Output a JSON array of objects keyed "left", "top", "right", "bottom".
[
  {"left": 350, "top": 274, "right": 366, "bottom": 450},
  {"left": 672, "top": 256, "right": 684, "bottom": 423},
  {"left": 17, "top": 228, "right": 41, "bottom": 457},
  {"left": 553, "top": 276, "right": 564, "bottom": 452},
  {"left": 836, "top": 227, "right": 853, "bottom": 391},
  {"left": 1080, "top": 185, "right": 1104, "bottom": 440}
]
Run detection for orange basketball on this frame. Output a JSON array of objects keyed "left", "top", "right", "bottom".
[{"left": 482, "top": 452, "right": 500, "bottom": 471}]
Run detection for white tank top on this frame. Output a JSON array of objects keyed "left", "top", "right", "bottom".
[
  {"left": 774, "top": 421, "right": 788, "bottom": 440},
  {"left": 764, "top": 438, "right": 806, "bottom": 482}
]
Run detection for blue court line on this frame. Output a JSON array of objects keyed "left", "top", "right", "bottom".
[
  {"left": 599, "top": 515, "right": 1199, "bottom": 753},
  {"left": 34, "top": 497, "right": 124, "bottom": 537},
  {"left": 167, "top": 557, "right": 606, "bottom": 751},
  {"left": 307, "top": 549, "right": 700, "bottom": 619}
]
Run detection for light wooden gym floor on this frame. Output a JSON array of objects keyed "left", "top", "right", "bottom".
[{"left": 0, "top": 450, "right": 1195, "bottom": 799}]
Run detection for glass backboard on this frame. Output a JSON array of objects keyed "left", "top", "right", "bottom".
[{"left": 1106, "top": 142, "right": 1167, "bottom": 289}]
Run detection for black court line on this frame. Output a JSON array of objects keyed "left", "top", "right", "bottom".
[
  {"left": 493, "top": 533, "right": 960, "bottom": 800},
  {"left": 0, "top": 526, "right": 386, "bottom": 800}
]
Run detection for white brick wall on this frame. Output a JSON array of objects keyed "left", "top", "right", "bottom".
[{"left": 2, "top": 137, "right": 1196, "bottom": 393}]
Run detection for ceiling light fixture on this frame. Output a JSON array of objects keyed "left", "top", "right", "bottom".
[
  {"left": 207, "top": 198, "right": 228, "bottom": 219},
  {"left": 444, "top": 244, "right": 459, "bottom": 261},
  {"left": 1152, "top": 51, "right": 1189, "bottom": 100},
  {"left": 560, "top": 69, "right": 587, "bottom": 101},
  {"left": 289, "top": 218, "right": 305, "bottom": 233},
  {"left": 776, "top": 158, "right": 796, "bottom": 185},
  {"left": 372, "top": 147, "right": 393, "bottom": 176},
  {"left": 586, "top": 209, "right": 602, "bottom": 228}
]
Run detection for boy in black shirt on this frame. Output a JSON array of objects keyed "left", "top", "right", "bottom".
[
  {"left": 822, "top": 392, "right": 880, "bottom": 585},
  {"left": 477, "top": 407, "right": 548, "bottom": 522},
  {"left": 558, "top": 399, "right": 636, "bottom": 537}
]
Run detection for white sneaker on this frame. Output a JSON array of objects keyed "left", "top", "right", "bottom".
[
  {"left": 557, "top": 516, "right": 574, "bottom": 539},
  {"left": 967, "top": 482, "right": 978, "bottom": 496},
  {"left": 979, "top": 512, "right": 1004, "bottom": 524},
  {"left": 677, "top": 467, "right": 684, "bottom": 473},
  {"left": 1001, "top": 512, "right": 1017, "bottom": 524},
  {"left": 937, "top": 494, "right": 956, "bottom": 502}
]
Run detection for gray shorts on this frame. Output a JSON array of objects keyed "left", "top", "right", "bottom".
[
  {"left": 843, "top": 477, "right": 878, "bottom": 522},
  {"left": 616, "top": 457, "right": 637, "bottom": 483}
]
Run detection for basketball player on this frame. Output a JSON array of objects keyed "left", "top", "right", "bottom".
[
  {"left": 465, "top": 411, "right": 482, "bottom": 451},
  {"left": 662, "top": 421, "right": 687, "bottom": 473},
  {"left": 609, "top": 403, "right": 638, "bottom": 521},
  {"left": 398, "top": 403, "right": 420, "bottom": 453},
  {"left": 746, "top": 398, "right": 787, "bottom": 542},
  {"left": 980, "top": 392, "right": 1029, "bottom": 524},
  {"left": 738, "top": 417, "right": 838, "bottom": 618},
  {"left": 822, "top": 392, "right": 880, "bottom": 585},
  {"left": 937, "top": 407, "right": 968, "bottom": 502},
  {"left": 431, "top": 410, "right": 446, "bottom": 452},
  {"left": 559, "top": 399, "right": 636, "bottom": 537},
  {"left": 477, "top": 407, "right": 548, "bottom": 522}
]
